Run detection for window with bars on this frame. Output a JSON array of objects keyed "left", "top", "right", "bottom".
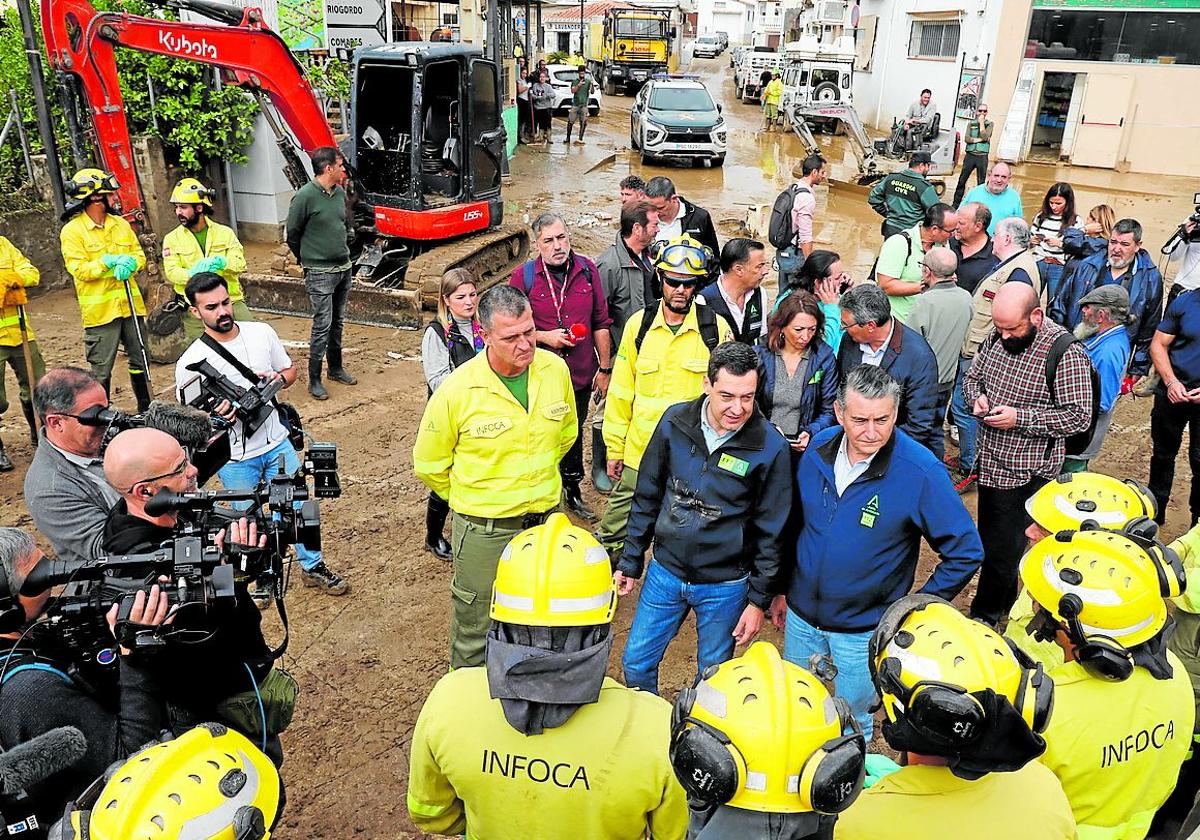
[{"left": 908, "top": 19, "right": 960, "bottom": 58}]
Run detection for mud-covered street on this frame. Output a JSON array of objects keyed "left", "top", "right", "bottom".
[{"left": 0, "top": 58, "right": 1197, "bottom": 838}]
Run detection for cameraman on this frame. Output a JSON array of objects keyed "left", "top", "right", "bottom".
[
  {"left": 0, "top": 527, "right": 168, "bottom": 837},
  {"left": 24, "top": 367, "right": 120, "bottom": 566},
  {"left": 174, "top": 272, "right": 348, "bottom": 596},
  {"left": 1166, "top": 218, "right": 1200, "bottom": 307},
  {"left": 101, "top": 428, "right": 284, "bottom": 762}
]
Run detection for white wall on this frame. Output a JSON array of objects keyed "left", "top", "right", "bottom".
[
  {"left": 853, "top": 0, "right": 1004, "bottom": 133},
  {"left": 697, "top": 0, "right": 752, "bottom": 42}
]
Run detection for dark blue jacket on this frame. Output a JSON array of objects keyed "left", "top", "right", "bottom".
[
  {"left": 699, "top": 280, "right": 765, "bottom": 344},
  {"left": 1061, "top": 226, "right": 1106, "bottom": 261},
  {"left": 786, "top": 426, "right": 983, "bottom": 632},
  {"left": 619, "top": 396, "right": 793, "bottom": 609},
  {"left": 836, "top": 321, "right": 940, "bottom": 454},
  {"left": 752, "top": 342, "right": 839, "bottom": 439},
  {"left": 1049, "top": 247, "right": 1163, "bottom": 375}
]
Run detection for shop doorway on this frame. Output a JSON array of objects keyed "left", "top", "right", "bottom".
[{"left": 1029, "top": 71, "right": 1077, "bottom": 161}]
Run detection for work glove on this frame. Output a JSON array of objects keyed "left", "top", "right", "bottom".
[
  {"left": 100, "top": 254, "right": 123, "bottom": 271},
  {"left": 188, "top": 255, "right": 227, "bottom": 276},
  {"left": 863, "top": 753, "right": 901, "bottom": 789},
  {"left": 112, "top": 255, "right": 138, "bottom": 282}
]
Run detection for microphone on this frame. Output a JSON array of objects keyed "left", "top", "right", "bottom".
[
  {"left": 144, "top": 401, "right": 219, "bottom": 451},
  {"left": 0, "top": 727, "right": 88, "bottom": 795}
]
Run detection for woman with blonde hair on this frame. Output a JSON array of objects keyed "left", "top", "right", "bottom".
[
  {"left": 1063, "top": 204, "right": 1115, "bottom": 263},
  {"left": 420, "top": 267, "right": 483, "bottom": 559}
]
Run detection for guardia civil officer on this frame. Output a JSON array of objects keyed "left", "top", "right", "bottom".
[{"left": 407, "top": 513, "right": 687, "bottom": 839}]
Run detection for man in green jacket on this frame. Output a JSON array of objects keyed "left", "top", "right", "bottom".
[
  {"left": 286, "top": 146, "right": 358, "bottom": 400},
  {"left": 867, "top": 152, "right": 941, "bottom": 239},
  {"left": 953, "top": 104, "right": 992, "bottom": 206}
]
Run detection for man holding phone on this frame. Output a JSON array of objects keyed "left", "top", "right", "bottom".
[{"left": 962, "top": 283, "right": 1093, "bottom": 627}]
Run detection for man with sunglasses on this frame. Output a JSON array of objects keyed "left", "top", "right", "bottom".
[
  {"left": 24, "top": 367, "right": 121, "bottom": 567},
  {"left": 952, "top": 104, "right": 991, "bottom": 207},
  {"left": 597, "top": 234, "right": 734, "bottom": 563}
]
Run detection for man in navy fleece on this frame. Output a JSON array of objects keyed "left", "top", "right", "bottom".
[{"left": 769, "top": 365, "right": 983, "bottom": 736}]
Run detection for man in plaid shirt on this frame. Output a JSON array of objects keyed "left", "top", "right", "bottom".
[{"left": 963, "top": 282, "right": 1093, "bottom": 625}]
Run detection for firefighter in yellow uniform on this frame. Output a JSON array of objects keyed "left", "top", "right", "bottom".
[
  {"left": 162, "top": 177, "right": 252, "bottom": 340},
  {"left": 1161, "top": 518, "right": 1200, "bottom": 829},
  {"left": 1007, "top": 472, "right": 1159, "bottom": 669},
  {"left": 1021, "top": 528, "right": 1194, "bottom": 839},
  {"left": 669, "top": 642, "right": 866, "bottom": 839},
  {"left": 59, "top": 168, "right": 151, "bottom": 411},
  {"left": 413, "top": 284, "right": 577, "bottom": 669},
  {"left": 834, "top": 595, "right": 1075, "bottom": 840},
  {"left": 407, "top": 513, "right": 688, "bottom": 840},
  {"left": 596, "top": 233, "right": 733, "bottom": 559},
  {"left": 0, "top": 236, "right": 45, "bottom": 471}
]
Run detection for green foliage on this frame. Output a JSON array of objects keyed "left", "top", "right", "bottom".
[
  {"left": 300, "top": 53, "right": 351, "bottom": 100},
  {"left": 548, "top": 50, "right": 569, "bottom": 63}
]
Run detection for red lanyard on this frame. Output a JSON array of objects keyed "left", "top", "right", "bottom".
[{"left": 540, "top": 256, "right": 573, "bottom": 329}]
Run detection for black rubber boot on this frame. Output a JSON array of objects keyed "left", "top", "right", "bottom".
[
  {"left": 0, "top": 438, "right": 12, "bottom": 473},
  {"left": 22, "top": 402, "right": 37, "bottom": 447},
  {"left": 425, "top": 494, "right": 452, "bottom": 561},
  {"left": 591, "top": 427, "right": 613, "bottom": 494},
  {"left": 327, "top": 347, "right": 357, "bottom": 385},
  {"left": 308, "top": 360, "right": 328, "bottom": 400},
  {"left": 563, "top": 480, "right": 596, "bottom": 522},
  {"left": 130, "top": 372, "right": 152, "bottom": 413}
]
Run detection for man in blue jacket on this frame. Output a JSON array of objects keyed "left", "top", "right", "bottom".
[
  {"left": 1065, "top": 284, "right": 1131, "bottom": 472},
  {"left": 772, "top": 365, "right": 983, "bottom": 736},
  {"left": 616, "top": 342, "right": 793, "bottom": 695},
  {"left": 1049, "top": 218, "right": 1163, "bottom": 380},
  {"left": 836, "top": 283, "right": 941, "bottom": 455}
]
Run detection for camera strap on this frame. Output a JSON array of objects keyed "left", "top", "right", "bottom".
[{"left": 200, "top": 332, "right": 269, "bottom": 394}]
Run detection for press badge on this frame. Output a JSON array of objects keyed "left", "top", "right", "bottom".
[{"left": 717, "top": 453, "right": 750, "bottom": 477}]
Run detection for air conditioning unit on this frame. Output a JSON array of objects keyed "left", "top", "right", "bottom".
[{"left": 815, "top": 0, "right": 846, "bottom": 24}]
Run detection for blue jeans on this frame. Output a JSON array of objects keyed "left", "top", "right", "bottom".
[
  {"left": 783, "top": 608, "right": 876, "bottom": 739},
  {"left": 218, "top": 437, "right": 322, "bottom": 571},
  {"left": 622, "top": 560, "right": 749, "bottom": 695},
  {"left": 1038, "top": 260, "right": 1065, "bottom": 306},
  {"left": 949, "top": 355, "right": 978, "bottom": 471}
]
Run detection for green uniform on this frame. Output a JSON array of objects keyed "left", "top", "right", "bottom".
[
  {"left": 965, "top": 118, "right": 993, "bottom": 154},
  {"left": 867, "top": 169, "right": 940, "bottom": 239}
]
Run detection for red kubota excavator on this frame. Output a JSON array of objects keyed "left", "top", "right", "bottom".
[{"left": 41, "top": 0, "right": 528, "bottom": 326}]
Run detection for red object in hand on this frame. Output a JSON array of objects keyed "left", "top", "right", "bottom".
[
  {"left": 570, "top": 323, "right": 588, "bottom": 341},
  {"left": 1120, "top": 376, "right": 1136, "bottom": 396}
]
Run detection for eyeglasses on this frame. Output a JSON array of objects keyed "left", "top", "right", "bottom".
[
  {"left": 48, "top": 404, "right": 112, "bottom": 424},
  {"left": 127, "top": 456, "right": 190, "bottom": 493}
]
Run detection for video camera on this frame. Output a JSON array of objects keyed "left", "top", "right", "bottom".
[
  {"left": 74, "top": 400, "right": 232, "bottom": 485},
  {"left": 17, "top": 444, "right": 339, "bottom": 678},
  {"left": 1163, "top": 191, "right": 1200, "bottom": 252},
  {"left": 179, "top": 359, "right": 284, "bottom": 439}
]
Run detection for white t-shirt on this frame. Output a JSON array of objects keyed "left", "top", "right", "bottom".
[
  {"left": 654, "top": 199, "right": 688, "bottom": 245},
  {"left": 175, "top": 322, "right": 293, "bottom": 459}
]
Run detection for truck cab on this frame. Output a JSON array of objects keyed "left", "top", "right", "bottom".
[{"left": 591, "top": 9, "right": 672, "bottom": 95}]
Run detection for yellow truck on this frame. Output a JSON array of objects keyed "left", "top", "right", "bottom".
[{"left": 586, "top": 8, "right": 674, "bottom": 95}]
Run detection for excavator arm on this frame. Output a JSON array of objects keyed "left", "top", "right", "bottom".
[
  {"left": 790, "top": 103, "right": 880, "bottom": 179},
  {"left": 41, "top": 0, "right": 336, "bottom": 227}
]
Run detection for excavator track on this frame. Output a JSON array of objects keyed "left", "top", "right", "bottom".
[{"left": 404, "top": 222, "right": 530, "bottom": 311}]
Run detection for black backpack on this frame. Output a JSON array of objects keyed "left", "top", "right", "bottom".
[
  {"left": 867, "top": 230, "right": 914, "bottom": 283},
  {"left": 768, "top": 184, "right": 809, "bottom": 250},
  {"left": 1045, "top": 332, "right": 1102, "bottom": 457},
  {"left": 633, "top": 302, "right": 722, "bottom": 354}
]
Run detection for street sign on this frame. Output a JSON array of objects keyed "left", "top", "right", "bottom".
[{"left": 325, "top": 0, "right": 388, "bottom": 50}]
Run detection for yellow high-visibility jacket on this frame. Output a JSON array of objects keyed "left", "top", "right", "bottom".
[
  {"left": 413, "top": 349, "right": 576, "bottom": 518},
  {"left": 0, "top": 236, "right": 38, "bottom": 346},
  {"left": 1170, "top": 522, "right": 1200, "bottom": 614},
  {"left": 60, "top": 212, "right": 147, "bottom": 328},
  {"left": 603, "top": 303, "right": 732, "bottom": 470},
  {"left": 1040, "top": 654, "right": 1194, "bottom": 840},
  {"left": 162, "top": 219, "right": 247, "bottom": 301},
  {"left": 408, "top": 668, "right": 687, "bottom": 840}
]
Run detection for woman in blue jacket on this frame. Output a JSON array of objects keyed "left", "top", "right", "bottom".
[{"left": 753, "top": 290, "right": 839, "bottom": 455}]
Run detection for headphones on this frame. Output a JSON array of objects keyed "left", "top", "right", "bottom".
[
  {"left": 669, "top": 668, "right": 866, "bottom": 815},
  {"left": 63, "top": 172, "right": 120, "bottom": 199},
  {"left": 1056, "top": 592, "right": 1134, "bottom": 682}
]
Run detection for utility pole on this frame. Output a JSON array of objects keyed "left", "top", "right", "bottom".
[{"left": 15, "top": 0, "right": 66, "bottom": 218}]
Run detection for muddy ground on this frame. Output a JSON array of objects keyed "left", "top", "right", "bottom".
[{"left": 0, "top": 57, "right": 1197, "bottom": 837}]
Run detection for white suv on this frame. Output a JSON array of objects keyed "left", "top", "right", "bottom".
[
  {"left": 693, "top": 35, "right": 722, "bottom": 58},
  {"left": 630, "top": 75, "right": 727, "bottom": 167}
]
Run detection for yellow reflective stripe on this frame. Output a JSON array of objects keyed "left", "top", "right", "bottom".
[
  {"left": 452, "top": 447, "right": 560, "bottom": 480},
  {"left": 413, "top": 456, "right": 453, "bottom": 475},
  {"left": 452, "top": 479, "right": 560, "bottom": 508},
  {"left": 77, "top": 288, "right": 136, "bottom": 305},
  {"left": 406, "top": 791, "right": 454, "bottom": 818}
]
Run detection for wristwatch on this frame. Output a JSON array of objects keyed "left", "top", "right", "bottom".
[{"left": 598, "top": 366, "right": 613, "bottom": 374}]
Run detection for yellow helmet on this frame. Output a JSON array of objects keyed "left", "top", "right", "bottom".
[
  {"left": 171, "top": 176, "right": 216, "bottom": 207},
  {"left": 670, "top": 642, "right": 865, "bottom": 814},
  {"left": 64, "top": 167, "right": 119, "bottom": 200},
  {"left": 870, "top": 596, "right": 1053, "bottom": 746},
  {"left": 490, "top": 512, "right": 617, "bottom": 627},
  {"left": 1026, "top": 472, "right": 1157, "bottom": 533},
  {"left": 649, "top": 233, "right": 715, "bottom": 279},
  {"left": 52, "top": 724, "right": 280, "bottom": 840},
  {"left": 1021, "top": 528, "right": 1184, "bottom": 653}
]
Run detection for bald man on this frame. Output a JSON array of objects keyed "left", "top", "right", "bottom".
[
  {"left": 962, "top": 282, "right": 1094, "bottom": 625},
  {"left": 101, "top": 428, "right": 278, "bottom": 758},
  {"left": 907, "top": 248, "right": 972, "bottom": 461},
  {"left": 960, "top": 162, "right": 1023, "bottom": 236}
]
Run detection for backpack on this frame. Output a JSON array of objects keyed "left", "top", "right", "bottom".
[
  {"left": 633, "top": 302, "right": 722, "bottom": 354},
  {"left": 522, "top": 258, "right": 597, "bottom": 294},
  {"left": 1045, "top": 332, "right": 1102, "bottom": 457},
  {"left": 867, "top": 231, "right": 914, "bottom": 283},
  {"left": 768, "top": 183, "right": 809, "bottom": 250}
]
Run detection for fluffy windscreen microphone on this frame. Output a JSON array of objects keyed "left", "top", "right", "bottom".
[
  {"left": 0, "top": 727, "right": 88, "bottom": 795},
  {"left": 144, "top": 400, "right": 217, "bottom": 451}
]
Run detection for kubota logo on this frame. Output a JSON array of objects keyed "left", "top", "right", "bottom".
[
  {"left": 463, "top": 209, "right": 484, "bottom": 222},
  {"left": 158, "top": 30, "right": 218, "bottom": 59}
]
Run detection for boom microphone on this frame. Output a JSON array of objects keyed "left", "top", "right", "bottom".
[{"left": 0, "top": 727, "right": 88, "bottom": 795}]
